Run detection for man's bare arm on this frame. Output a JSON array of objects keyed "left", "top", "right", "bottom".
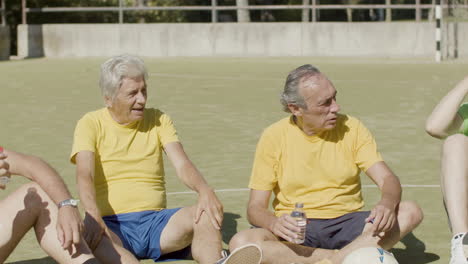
[
  {"left": 5, "top": 149, "right": 83, "bottom": 249},
  {"left": 247, "top": 189, "right": 300, "bottom": 243},
  {"left": 164, "top": 141, "right": 223, "bottom": 229},
  {"left": 75, "top": 151, "right": 107, "bottom": 250}
]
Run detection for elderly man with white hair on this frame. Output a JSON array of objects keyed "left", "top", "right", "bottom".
[
  {"left": 70, "top": 54, "right": 262, "bottom": 264},
  {"left": 228, "top": 64, "right": 424, "bottom": 264}
]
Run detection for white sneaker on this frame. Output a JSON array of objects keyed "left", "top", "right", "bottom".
[
  {"left": 215, "top": 244, "right": 262, "bottom": 264},
  {"left": 450, "top": 233, "right": 468, "bottom": 264}
]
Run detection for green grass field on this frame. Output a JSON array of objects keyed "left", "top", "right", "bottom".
[{"left": 1, "top": 57, "right": 467, "bottom": 264}]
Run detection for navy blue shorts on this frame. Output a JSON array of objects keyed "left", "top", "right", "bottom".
[
  {"left": 103, "top": 209, "right": 191, "bottom": 262},
  {"left": 303, "top": 211, "right": 370, "bottom": 249}
]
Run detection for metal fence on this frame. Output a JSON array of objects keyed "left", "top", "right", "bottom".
[{"left": 19, "top": 0, "right": 468, "bottom": 25}]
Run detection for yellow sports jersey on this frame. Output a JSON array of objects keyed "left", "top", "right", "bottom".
[
  {"left": 70, "top": 108, "right": 179, "bottom": 216},
  {"left": 249, "top": 114, "right": 382, "bottom": 219}
]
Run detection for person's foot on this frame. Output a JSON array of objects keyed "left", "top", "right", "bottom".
[
  {"left": 215, "top": 244, "right": 262, "bottom": 264},
  {"left": 450, "top": 233, "right": 468, "bottom": 264}
]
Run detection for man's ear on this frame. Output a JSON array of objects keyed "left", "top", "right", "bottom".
[
  {"left": 104, "top": 96, "right": 113, "bottom": 107},
  {"left": 288, "top": 104, "right": 302, "bottom": 116}
]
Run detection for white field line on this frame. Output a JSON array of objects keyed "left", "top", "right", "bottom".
[
  {"left": 167, "top": 184, "right": 440, "bottom": 195},
  {"left": 150, "top": 72, "right": 282, "bottom": 81},
  {"left": 150, "top": 72, "right": 412, "bottom": 84}
]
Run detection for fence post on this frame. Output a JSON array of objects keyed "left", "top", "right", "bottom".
[
  {"left": 212, "top": 0, "right": 217, "bottom": 23},
  {"left": 416, "top": 0, "right": 421, "bottom": 21},
  {"left": 302, "top": 0, "right": 310, "bottom": 22},
  {"left": 435, "top": 0, "right": 442, "bottom": 62},
  {"left": 119, "top": 0, "right": 123, "bottom": 24},
  {"left": 385, "top": 0, "right": 391, "bottom": 22},
  {"left": 1, "top": 0, "right": 5, "bottom": 26},
  {"left": 311, "top": 0, "right": 316, "bottom": 22},
  {"left": 236, "top": 0, "right": 250, "bottom": 22},
  {"left": 22, "top": 0, "right": 26, "bottom": 24}
]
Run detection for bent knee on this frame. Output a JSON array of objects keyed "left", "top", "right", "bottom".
[
  {"left": 398, "top": 201, "right": 424, "bottom": 228},
  {"left": 443, "top": 134, "right": 468, "bottom": 155},
  {"left": 16, "top": 182, "right": 53, "bottom": 206},
  {"left": 229, "top": 229, "right": 273, "bottom": 251}
]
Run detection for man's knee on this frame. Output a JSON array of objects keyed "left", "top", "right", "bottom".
[
  {"left": 229, "top": 229, "right": 273, "bottom": 251},
  {"left": 16, "top": 182, "right": 52, "bottom": 211},
  {"left": 398, "top": 201, "right": 424, "bottom": 229},
  {"left": 443, "top": 134, "right": 468, "bottom": 156}
]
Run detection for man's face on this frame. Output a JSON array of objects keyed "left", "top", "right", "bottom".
[
  {"left": 289, "top": 74, "right": 341, "bottom": 134},
  {"left": 106, "top": 75, "right": 147, "bottom": 125}
]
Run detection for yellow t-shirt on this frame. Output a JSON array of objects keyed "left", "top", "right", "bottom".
[
  {"left": 70, "top": 108, "right": 179, "bottom": 216},
  {"left": 249, "top": 114, "right": 382, "bottom": 219}
]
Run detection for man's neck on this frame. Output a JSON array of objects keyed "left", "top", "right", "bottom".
[{"left": 293, "top": 116, "right": 319, "bottom": 136}]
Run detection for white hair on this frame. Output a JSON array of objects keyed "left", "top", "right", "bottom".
[
  {"left": 99, "top": 54, "right": 148, "bottom": 99},
  {"left": 280, "top": 64, "right": 321, "bottom": 113}
]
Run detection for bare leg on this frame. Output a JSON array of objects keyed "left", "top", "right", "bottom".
[
  {"left": 159, "top": 206, "right": 222, "bottom": 264},
  {"left": 93, "top": 233, "right": 139, "bottom": 264},
  {"left": 229, "top": 201, "right": 422, "bottom": 264},
  {"left": 362, "top": 200, "right": 424, "bottom": 250},
  {"left": 440, "top": 134, "right": 468, "bottom": 234},
  {"left": 229, "top": 228, "right": 378, "bottom": 264},
  {"left": 0, "top": 183, "right": 98, "bottom": 264}
]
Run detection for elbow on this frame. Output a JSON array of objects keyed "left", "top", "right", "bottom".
[
  {"left": 425, "top": 122, "right": 446, "bottom": 139},
  {"left": 246, "top": 204, "right": 257, "bottom": 224}
]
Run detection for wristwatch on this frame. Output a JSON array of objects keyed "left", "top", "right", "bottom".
[{"left": 58, "top": 198, "right": 80, "bottom": 209}]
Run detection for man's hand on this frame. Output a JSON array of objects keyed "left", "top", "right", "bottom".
[
  {"left": 365, "top": 199, "right": 397, "bottom": 236},
  {"left": 57, "top": 206, "right": 84, "bottom": 249},
  {"left": 0, "top": 151, "right": 10, "bottom": 190},
  {"left": 83, "top": 212, "right": 108, "bottom": 250},
  {"left": 271, "top": 214, "right": 301, "bottom": 243},
  {"left": 194, "top": 187, "right": 224, "bottom": 230}
]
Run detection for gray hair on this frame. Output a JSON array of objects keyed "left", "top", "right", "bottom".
[
  {"left": 100, "top": 54, "right": 148, "bottom": 99},
  {"left": 280, "top": 64, "right": 321, "bottom": 113}
]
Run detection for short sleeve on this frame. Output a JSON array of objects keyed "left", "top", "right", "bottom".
[
  {"left": 354, "top": 119, "right": 383, "bottom": 172},
  {"left": 70, "top": 115, "right": 98, "bottom": 164},
  {"left": 458, "top": 103, "right": 468, "bottom": 135},
  {"left": 248, "top": 129, "right": 279, "bottom": 190},
  {"left": 158, "top": 113, "right": 179, "bottom": 146}
]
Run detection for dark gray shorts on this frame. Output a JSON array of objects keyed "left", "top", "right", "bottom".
[{"left": 303, "top": 211, "right": 370, "bottom": 250}]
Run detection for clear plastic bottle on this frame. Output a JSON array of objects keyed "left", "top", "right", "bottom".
[{"left": 290, "top": 202, "right": 306, "bottom": 244}]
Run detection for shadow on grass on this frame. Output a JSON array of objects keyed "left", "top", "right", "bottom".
[
  {"left": 222, "top": 212, "right": 241, "bottom": 245},
  {"left": 391, "top": 232, "right": 440, "bottom": 264},
  {"left": 6, "top": 256, "right": 55, "bottom": 264}
]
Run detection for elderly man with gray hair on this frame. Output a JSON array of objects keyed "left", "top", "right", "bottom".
[
  {"left": 70, "top": 54, "right": 262, "bottom": 264},
  {"left": 228, "top": 64, "right": 424, "bottom": 264}
]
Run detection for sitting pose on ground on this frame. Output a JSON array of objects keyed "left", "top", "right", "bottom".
[
  {"left": 229, "top": 64, "right": 424, "bottom": 264},
  {"left": 0, "top": 147, "right": 100, "bottom": 263},
  {"left": 426, "top": 75, "right": 468, "bottom": 264},
  {"left": 70, "top": 54, "right": 262, "bottom": 264}
]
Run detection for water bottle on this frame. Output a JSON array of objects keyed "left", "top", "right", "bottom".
[{"left": 290, "top": 202, "right": 306, "bottom": 244}]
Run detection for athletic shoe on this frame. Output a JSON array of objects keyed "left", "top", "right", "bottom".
[
  {"left": 215, "top": 243, "right": 262, "bottom": 264},
  {"left": 450, "top": 233, "right": 468, "bottom": 264}
]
